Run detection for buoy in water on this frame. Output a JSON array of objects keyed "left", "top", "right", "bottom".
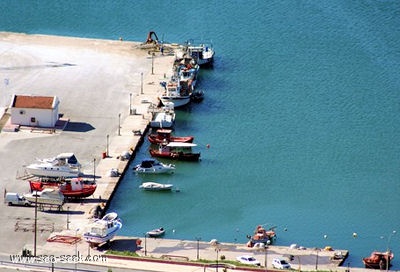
[{"left": 206, "top": 144, "right": 210, "bottom": 149}]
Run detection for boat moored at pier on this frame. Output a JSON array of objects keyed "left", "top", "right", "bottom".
[
  {"left": 363, "top": 251, "right": 394, "bottom": 269},
  {"left": 148, "top": 129, "right": 194, "bottom": 145},
  {"left": 149, "top": 142, "right": 200, "bottom": 161},
  {"left": 134, "top": 158, "right": 176, "bottom": 174},
  {"left": 246, "top": 225, "right": 277, "bottom": 248}
]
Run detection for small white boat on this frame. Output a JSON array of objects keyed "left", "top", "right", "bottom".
[
  {"left": 139, "top": 182, "right": 173, "bottom": 191},
  {"left": 134, "top": 158, "right": 175, "bottom": 174},
  {"left": 83, "top": 212, "right": 122, "bottom": 247},
  {"left": 150, "top": 102, "right": 176, "bottom": 128},
  {"left": 26, "top": 153, "right": 82, "bottom": 178},
  {"left": 23, "top": 188, "right": 65, "bottom": 206},
  {"left": 146, "top": 227, "right": 166, "bottom": 238}
]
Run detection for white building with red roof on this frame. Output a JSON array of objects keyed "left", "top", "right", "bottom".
[{"left": 9, "top": 95, "right": 60, "bottom": 128}]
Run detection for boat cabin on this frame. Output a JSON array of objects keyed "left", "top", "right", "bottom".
[{"left": 164, "top": 142, "right": 197, "bottom": 153}]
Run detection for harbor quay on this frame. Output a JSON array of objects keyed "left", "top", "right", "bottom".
[{"left": 0, "top": 32, "right": 364, "bottom": 272}]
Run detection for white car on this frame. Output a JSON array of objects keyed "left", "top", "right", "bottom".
[
  {"left": 272, "top": 258, "right": 291, "bottom": 269},
  {"left": 236, "top": 255, "right": 261, "bottom": 266}
]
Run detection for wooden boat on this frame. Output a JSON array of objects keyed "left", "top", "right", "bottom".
[
  {"left": 83, "top": 212, "right": 122, "bottom": 247},
  {"left": 149, "top": 142, "right": 200, "bottom": 161},
  {"left": 363, "top": 251, "right": 394, "bottom": 269},
  {"left": 246, "top": 225, "right": 277, "bottom": 248},
  {"left": 148, "top": 129, "right": 194, "bottom": 145},
  {"left": 146, "top": 227, "right": 166, "bottom": 238},
  {"left": 139, "top": 182, "right": 173, "bottom": 191},
  {"left": 29, "top": 178, "right": 97, "bottom": 198}
]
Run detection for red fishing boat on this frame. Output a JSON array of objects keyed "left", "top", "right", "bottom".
[
  {"left": 149, "top": 142, "right": 200, "bottom": 161},
  {"left": 148, "top": 129, "right": 194, "bottom": 145},
  {"left": 246, "top": 225, "right": 277, "bottom": 248},
  {"left": 363, "top": 251, "right": 394, "bottom": 269},
  {"left": 29, "top": 178, "right": 97, "bottom": 198}
]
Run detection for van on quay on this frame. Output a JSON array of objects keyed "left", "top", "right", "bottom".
[{"left": 5, "top": 192, "right": 32, "bottom": 206}]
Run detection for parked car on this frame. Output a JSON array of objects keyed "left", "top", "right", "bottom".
[
  {"left": 272, "top": 258, "right": 291, "bottom": 269},
  {"left": 5, "top": 192, "right": 32, "bottom": 206},
  {"left": 236, "top": 255, "right": 261, "bottom": 266}
]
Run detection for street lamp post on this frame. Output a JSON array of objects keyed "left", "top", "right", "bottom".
[
  {"left": 129, "top": 93, "right": 132, "bottom": 115},
  {"left": 141, "top": 72, "right": 143, "bottom": 94},
  {"left": 385, "top": 230, "right": 396, "bottom": 272},
  {"left": 151, "top": 53, "right": 155, "bottom": 75},
  {"left": 33, "top": 192, "right": 38, "bottom": 256},
  {"left": 144, "top": 234, "right": 147, "bottom": 256},
  {"left": 215, "top": 247, "right": 220, "bottom": 272},
  {"left": 106, "top": 134, "right": 109, "bottom": 157},
  {"left": 67, "top": 206, "right": 70, "bottom": 230},
  {"left": 195, "top": 237, "right": 201, "bottom": 260},
  {"left": 315, "top": 249, "right": 319, "bottom": 271},
  {"left": 264, "top": 240, "right": 271, "bottom": 271},
  {"left": 118, "top": 113, "right": 121, "bottom": 136},
  {"left": 93, "top": 158, "right": 96, "bottom": 182},
  {"left": 75, "top": 228, "right": 79, "bottom": 272}
]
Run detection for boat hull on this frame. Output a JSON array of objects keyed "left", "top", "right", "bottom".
[
  {"left": 26, "top": 166, "right": 80, "bottom": 178},
  {"left": 146, "top": 228, "right": 166, "bottom": 237},
  {"left": 148, "top": 135, "right": 194, "bottom": 144},
  {"left": 29, "top": 180, "right": 97, "bottom": 198},
  {"left": 363, "top": 251, "right": 393, "bottom": 269},
  {"left": 149, "top": 149, "right": 200, "bottom": 161},
  {"left": 140, "top": 182, "right": 173, "bottom": 191},
  {"left": 160, "top": 96, "right": 191, "bottom": 108},
  {"left": 134, "top": 167, "right": 175, "bottom": 174}
]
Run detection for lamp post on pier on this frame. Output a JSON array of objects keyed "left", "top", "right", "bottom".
[
  {"left": 264, "top": 240, "right": 271, "bottom": 271},
  {"left": 195, "top": 237, "right": 201, "bottom": 260},
  {"left": 215, "top": 247, "right": 221, "bottom": 272},
  {"left": 93, "top": 158, "right": 96, "bottom": 182},
  {"left": 144, "top": 233, "right": 148, "bottom": 256},
  {"left": 129, "top": 93, "right": 132, "bottom": 115},
  {"left": 106, "top": 134, "right": 109, "bottom": 157},
  {"left": 118, "top": 113, "right": 121, "bottom": 136},
  {"left": 141, "top": 72, "right": 143, "bottom": 94},
  {"left": 382, "top": 230, "right": 396, "bottom": 272},
  {"left": 151, "top": 53, "right": 155, "bottom": 75}
]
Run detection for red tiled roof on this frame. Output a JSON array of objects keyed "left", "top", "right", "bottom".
[{"left": 13, "top": 95, "right": 55, "bottom": 109}]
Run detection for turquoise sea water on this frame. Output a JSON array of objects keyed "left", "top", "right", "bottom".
[{"left": 1, "top": 1, "right": 400, "bottom": 269}]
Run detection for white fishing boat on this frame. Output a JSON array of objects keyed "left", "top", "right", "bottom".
[
  {"left": 83, "top": 212, "right": 122, "bottom": 247},
  {"left": 139, "top": 182, "right": 173, "bottom": 191},
  {"left": 134, "top": 158, "right": 175, "bottom": 174},
  {"left": 23, "top": 188, "right": 64, "bottom": 206},
  {"left": 150, "top": 102, "right": 176, "bottom": 128},
  {"left": 26, "top": 153, "right": 82, "bottom": 178},
  {"left": 160, "top": 82, "right": 191, "bottom": 108},
  {"left": 179, "top": 39, "right": 215, "bottom": 67}
]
